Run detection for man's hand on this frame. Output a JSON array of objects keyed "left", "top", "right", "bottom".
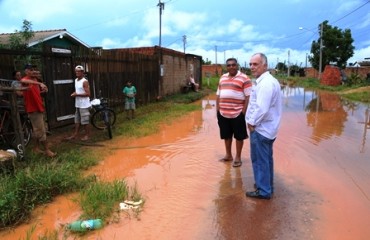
[
  {"left": 40, "top": 83, "right": 48, "bottom": 93},
  {"left": 248, "top": 124, "right": 255, "bottom": 132}
]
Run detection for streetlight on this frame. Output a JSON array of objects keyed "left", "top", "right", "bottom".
[{"left": 299, "top": 23, "right": 323, "bottom": 79}]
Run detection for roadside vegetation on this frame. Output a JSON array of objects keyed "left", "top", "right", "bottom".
[
  {"left": 278, "top": 74, "right": 370, "bottom": 103},
  {"left": 206, "top": 73, "right": 369, "bottom": 104},
  {"left": 0, "top": 89, "right": 207, "bottom": 238}
]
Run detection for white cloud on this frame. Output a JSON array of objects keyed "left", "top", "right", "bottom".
[
  {"left": 357, "top": 12, "right": 370, "bottom": 29},
  {"left": 336, "top": 0, "right": 364, "bottom": 14},
  {"left": 348, "top": 46, "right": 370, "bottom": 63},
  {"left": 100, "top": 38, "right": 122, "bottom": 49}
]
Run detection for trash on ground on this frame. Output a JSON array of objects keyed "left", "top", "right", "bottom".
[{"left": 67, "top": 219, "right": 103, "bottom": 232}]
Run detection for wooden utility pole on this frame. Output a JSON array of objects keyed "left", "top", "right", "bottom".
[{"left": 182, "top": 35, "right": 187, "bottom": 53}]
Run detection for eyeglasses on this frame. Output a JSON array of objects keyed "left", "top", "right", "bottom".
[{"left": 226, "top": 64, "right": 237, "bottom": 67}]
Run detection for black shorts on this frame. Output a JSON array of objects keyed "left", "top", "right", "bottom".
[{"left": 217, "top": 111, "right": 248, "bottom": 140}]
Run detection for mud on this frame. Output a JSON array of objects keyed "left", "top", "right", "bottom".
[{"left": 1, "top": 87, "right": 370, "bottom": 240}]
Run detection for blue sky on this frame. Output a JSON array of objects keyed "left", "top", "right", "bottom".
[{"left": 1, "top": 0, "right": 369, "bottom": 68}]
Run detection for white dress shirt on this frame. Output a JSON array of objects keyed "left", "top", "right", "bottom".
[{"left": 245, "top": 71, "right": 282, "bottom": 139}]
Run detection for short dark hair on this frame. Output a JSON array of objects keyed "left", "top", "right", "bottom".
[{"left": 226, "top": 58, "right": 238, "bottom": 64}]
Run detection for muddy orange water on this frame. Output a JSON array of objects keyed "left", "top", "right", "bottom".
[{"left": 1, "top": 87, "right": 370, "bottom": 239}]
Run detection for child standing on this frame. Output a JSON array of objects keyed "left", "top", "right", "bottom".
[{"left": 123, "top": 80, "right": 137, "bottom": 119}]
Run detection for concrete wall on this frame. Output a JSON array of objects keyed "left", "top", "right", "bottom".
[
  {"left": 202, "top": 64, "right": 224, "bottom": 78},
  {"left": 161, "top": 53, "right": 201, "bottom": 96}
]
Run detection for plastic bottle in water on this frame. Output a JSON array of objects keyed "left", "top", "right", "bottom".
[{"left": 67, "top": 219, "right": 103, "bottom": 232}]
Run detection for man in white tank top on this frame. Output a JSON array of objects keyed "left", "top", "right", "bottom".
[{"left": 65, "top": 65, "right": 91, "bottom": 141}]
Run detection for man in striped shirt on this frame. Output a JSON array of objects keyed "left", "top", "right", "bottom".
[{"left": 216, "top": 58, "right": 252, "bottom": 167}]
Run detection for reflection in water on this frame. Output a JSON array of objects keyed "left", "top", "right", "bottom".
[
  {"left": 305, "top": 92, "right": 348, "bottom": 144},
  {"left": 359, "top": 106, "right": 370, "bottom": 153},
  {"left": 282, "top": 86, "right": 370, "bottom": 153}
]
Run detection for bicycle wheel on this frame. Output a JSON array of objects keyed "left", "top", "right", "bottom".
[
  {"left": 22, "top": 119, "right": 33, "bottom": 146},
  {"left": 92, "top": 109, "right": 116, "bottom": 130},
  {"left": 3, "top": 114, "right": 32, "bottom": 148}
]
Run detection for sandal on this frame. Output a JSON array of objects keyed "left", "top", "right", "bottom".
[
  {"left": 232, "top": 161, "right": 242, "bottom": 167},
  {"left": 219, "top": 157, "right": 233, "bottom": 162}
]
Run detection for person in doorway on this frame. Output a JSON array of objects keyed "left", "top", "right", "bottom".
[
  {"left": 216, "top": 58, "right": 252, "bottom": 167},
  {"left": 245, "top": 53, "right": 282, "bottom": 200},
  {"left": 188, "top": 74, "right": 199, "bottom": 92},
  {"left": 122, "top": 80, "right": 137, "bottom": 120},
  {"left": 21, "top": 64, "right": 56, "bottom": 157},
  {"left": 66, "top": 65, "right": 91, "bottom": 141}
]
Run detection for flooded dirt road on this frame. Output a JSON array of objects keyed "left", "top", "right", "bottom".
[{"left": 1, "top": 87, "right": 370, "bottom": 239}]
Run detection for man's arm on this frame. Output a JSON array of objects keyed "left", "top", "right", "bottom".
[
  {"left": 82, "top": 81, "right": 91, "bottom": 97},
  {"left": 242, "top": 95, "right": 249, "bottom": 115},
  {"left": 21, "top": 78, "right": 48, "bottom": 92}
]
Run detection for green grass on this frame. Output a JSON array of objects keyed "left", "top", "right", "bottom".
[
  {"left": 202, "top": 76, "right": 219, "bottom": 92},
  {"left": 114, "top": 95, "right": 204, "bottom": 138},
  {"left": 341, "top": 91, "right": 370, "bottom": 103},
  {"left": 0, "top": 151, "right": 94, "bottom": 228},
  {"left": 79, "top": 180, "right": 132, "bottom": 220}
]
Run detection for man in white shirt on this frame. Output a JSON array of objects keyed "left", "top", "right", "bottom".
[
  {"left": 245, "top": 53, "right": 282, "bottom": 199},
  {"left": 66, "top": 65, "right": 91, "bottom": 141}
]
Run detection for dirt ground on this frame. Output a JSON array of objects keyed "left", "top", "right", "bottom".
[{"left": 339, "top": 85, "right": 370, "bottom": 94}]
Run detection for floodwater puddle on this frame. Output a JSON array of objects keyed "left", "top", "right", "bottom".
[{"left": 1, "top": 87, "right": 370, "bottom": 239}]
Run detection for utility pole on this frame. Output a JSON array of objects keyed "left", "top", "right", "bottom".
[
  {"left": 287, "top": 50, "right": 290, "bottom": 77},
  {"left": 182, "top": 35, "right": 187, "bottom": 53},
  {"left": 305, "top": 53, "right": 308, "bottom": 68},
  {"left": 318, "top": 22, "right": 323, "bottom": 80},
  {"left": 157, "top": 0, "right": 165, "bottom": 96},
  {"left": 157, "top": 0, "right": 165, "bottom": 47},
  {"left": 215, "top": 46, "right": 217, "bottom": 64}
]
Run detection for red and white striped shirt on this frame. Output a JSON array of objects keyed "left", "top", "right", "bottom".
[{"left": 216, "top": 71, "right": 252, "bottom": 118}]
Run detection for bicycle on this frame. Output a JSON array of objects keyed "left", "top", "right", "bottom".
[
  {"left": 90, "top": 98, "right": 116, "bottom": 139},
  {"left": 0, "top": 105, "right": 32, "bottom": 149}
]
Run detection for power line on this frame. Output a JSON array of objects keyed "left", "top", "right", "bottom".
[
  {"left": 331, "top": 0, "right": 370, "bottom": 25},
  {"left": 71, "top": 0, "right": 176, "bottom": 33}
]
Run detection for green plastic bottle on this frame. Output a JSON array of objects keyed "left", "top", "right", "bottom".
[{"left": 67, "top": 219, "right": 103, "bottom": 232}]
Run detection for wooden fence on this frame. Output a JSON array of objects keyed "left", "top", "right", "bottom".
[{"left": 0, "top": 46, "right": 160, "bottom": 129}]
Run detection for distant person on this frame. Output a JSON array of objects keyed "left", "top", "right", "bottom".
[
  {"left": 66, "top": 65, "right": 91, "bottom": 141},
  {"left": 245, "top": 53, "right": 282, "bottom": 200},
  {"left": 188, "top": 74, "right": 199, "bottom": 92},
  {"left": 20, "top": 64, "right": 56, "bottom": 157},
  {"left": 216, "top": 58, "right": 252, "bottom": 168},
  {"left": 11, "top": 70, "right": 25, "bottom": 108},
  {"left": 122, "top": 80, "right": 137, "bottom": 120}
]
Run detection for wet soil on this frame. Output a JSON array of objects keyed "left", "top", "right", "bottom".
[{"left": 1, "top": 90, "right": 370, "bottom": 240}]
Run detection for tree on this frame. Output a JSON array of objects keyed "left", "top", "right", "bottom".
[
  {"left": 275, "top": 62, "right": 287, "bottom": 72},
  {"left": 309, "top": 20, "right": 354, "bottom": 70},
  {"left": 202, "top": 58, "right": 212, "bottom": 65},
  {"left": 7, "top": 19, "right": 34, "bottom": 50}
]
